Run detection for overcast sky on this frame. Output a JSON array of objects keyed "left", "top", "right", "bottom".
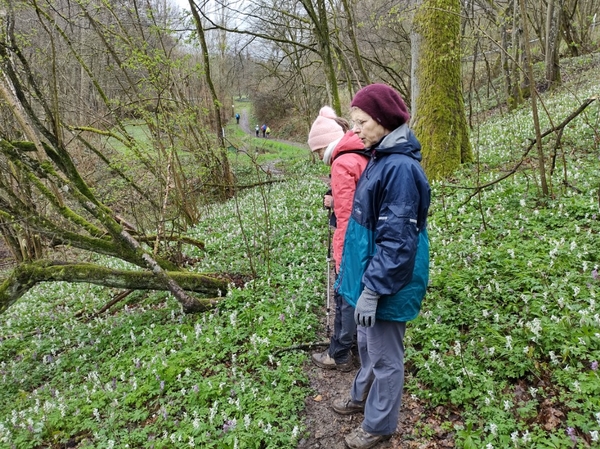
[{"left": 171, "top": 0, "right": 190, "bottom": 12}]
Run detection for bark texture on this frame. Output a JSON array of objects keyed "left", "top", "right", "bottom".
[
  {"left": 0, "top": 260, "right": 227, "bottom": 314},
  {"left": 545, "top": 0, "right": 563, "bottom": 88},
  {"left": 411, "top": 0, "right": 473, "bottom": 180}
]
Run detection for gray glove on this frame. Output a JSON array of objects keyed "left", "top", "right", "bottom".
[{"left": 354, "top": 287, "right": 380, "bottom": 327}]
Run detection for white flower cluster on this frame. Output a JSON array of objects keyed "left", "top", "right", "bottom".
[{"left": 525, "top": 318, "right": 542, "bottom": 341}]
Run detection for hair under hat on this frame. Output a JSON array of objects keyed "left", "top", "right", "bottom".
[
  {"left": 308, "top": 106, "right": 345, "bottom": 152},
  {"left": 350, "top": 84, "right": 410, "bottom": 131}
]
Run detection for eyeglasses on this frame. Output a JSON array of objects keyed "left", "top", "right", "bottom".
[{"left": 352, "top": 118, "right": 370, "bottom": 131}]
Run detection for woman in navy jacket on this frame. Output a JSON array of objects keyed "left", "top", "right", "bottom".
[{"left": 333, "top": 84, "right": 431, "bottom": 449}]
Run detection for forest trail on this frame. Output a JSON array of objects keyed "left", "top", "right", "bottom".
[
  {"left": 237, "top": 105, "right": 453, "bottom": 448},
  {"left": 237, "top": 107, "right": 309, "bottom": 150},
  {"left": 297, "top": 268, "right": 455, "bottom": 448},
  {"left": 238, "top": 106, "right": 253, "bottom": 135}
]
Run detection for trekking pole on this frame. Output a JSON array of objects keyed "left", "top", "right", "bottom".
[{"left": 326, "top": 208, "right": 332, "bottom": 338}]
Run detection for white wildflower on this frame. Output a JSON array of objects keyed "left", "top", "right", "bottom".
[
  {"left": 209, "top": 401, "right": 218, "bottom": 424},
  {"left": 453, "top": 341, "right": 461, "bottom": 356},
  {"left": 529, "top": 387, "right": 537, "bottom": 398},
  {"left": 511, "top": 431, "right": 519, "bottom": 445}
]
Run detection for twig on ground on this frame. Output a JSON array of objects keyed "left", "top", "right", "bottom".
[
  {"left": 274, "top": 341, "right": 330, "bottom": 356},
  {"left": 74, "top": 289, "right": 134, "bottom": 319}
]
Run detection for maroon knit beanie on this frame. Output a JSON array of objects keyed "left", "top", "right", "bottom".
[{"left": 350, "top": 83, "right": 410, "bottom": 131}]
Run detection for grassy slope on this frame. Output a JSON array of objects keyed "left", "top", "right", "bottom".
[{"left": 0, "top": 55, "right": 599, "bottom": 448}]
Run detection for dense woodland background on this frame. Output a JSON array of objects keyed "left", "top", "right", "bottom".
[{"left": 0, "top": 0, "right": 599, "bottom": 300}]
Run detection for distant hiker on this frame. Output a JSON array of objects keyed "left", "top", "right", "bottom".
[
  {"left": 332, "top": 83, "right": 431, "bottom": 449},
  {"left": 265, "top": 126, "right": 271, "bottom": 138},
  {"left": 235, "top": 113, "right": 240, "bottom": 124},
  {"left": 308, "top": 106, "right": 369, "bottom": 374},
  {"left": 261, "top": 124, "right": 267, "bottom": 138},
  {"left": 255, "top": 125, "right": 259, "bottom": 137}
]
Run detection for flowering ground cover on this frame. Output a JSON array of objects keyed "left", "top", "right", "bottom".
[
  {"left": 0, "top": 57, "right": 599, "bottom": 448},
  {"left": 0, "top": 166, "right": 331, "bottom": 448},
  {"left": 407, "top": 78, "right": 600, "bottom": 447}
]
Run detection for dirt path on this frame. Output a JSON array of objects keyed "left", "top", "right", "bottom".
[
  {"left": 237, "top": 108, "right": 308, "bottom": 149},
  {"left": 297, "top": 269, "right": 456, "bottom": 448},
  {"left": 238, "top": 106, "right": 454, "bottom": 448},
  {"left": 239, "top": 107, "right": 254, "bottom": 136},
  {"left": 298, "top": 303, "right": 456, "bottom": 448}
]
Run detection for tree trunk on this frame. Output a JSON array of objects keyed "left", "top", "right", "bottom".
[
  {"left": 299, "top": 0, "right": 342, "bottom": 115},
  {"left": 560, "top": 0, "right": 582, "bottom": 57},
  {"left": 188, "top": 1, "right": 235, "bottom": 199},
  {"left": 545, "top": 0, "right": 563, "bottom": 89},
  {"left": 411, "top": 0, "right": 473, "bottom": 180},
  {"left": 502, "top": 0, "right": 525, "bottom": 109},
  {"left": 0, "top": 260, "right": 228, "bottom": 314},
  {"left": 340, "top": 0, "right": 370, "bottom": 88},
  {"left": 520, "top": 0, "right": 549, "bottom": 196}
]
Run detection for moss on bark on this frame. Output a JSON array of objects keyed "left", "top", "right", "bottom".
[
  {"left": 412, "top": 0, "right": 473, "bottom": 180},
  {"left": 0, "top": 260, "right": 228, "bottom": 315}
]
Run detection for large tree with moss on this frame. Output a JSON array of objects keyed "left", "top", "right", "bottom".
[{"left": 410, "top": 0, "right": 472, "bottom": 180}]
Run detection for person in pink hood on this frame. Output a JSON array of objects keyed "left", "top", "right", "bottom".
[{"left": 308, "top": 106, "right": 370, "bottom": 371}]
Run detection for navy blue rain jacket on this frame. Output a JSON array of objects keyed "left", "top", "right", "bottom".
[{"left": 335, "top": 124, "right": 431, "bottom": 322}]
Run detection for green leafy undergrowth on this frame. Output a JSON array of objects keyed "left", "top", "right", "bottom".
[
  {"left": 0, "top": 166, "right": 330, "bottom": 448},
  {"left": 406, "top": 86, "right": 600, "bottom": 447}
]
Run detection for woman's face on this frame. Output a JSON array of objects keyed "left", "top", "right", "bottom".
[
  {"left": 314, "top": 147, "right": 326, "bottom": 160},
  {"left": 350, "top": 107, "right": 389, "bottom": 149}
]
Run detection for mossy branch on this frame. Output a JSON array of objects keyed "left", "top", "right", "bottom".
[
  {"left": 137, "top": 234, "right": 206, "bottom": 250},
  {"left": 0, "top": 260, "right": 228, "bottom": 315}
]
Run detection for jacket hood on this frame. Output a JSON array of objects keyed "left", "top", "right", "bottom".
[
  {"left": 375, "top": 124, "right": 422, "bottom": 162},
  {"left": 331, "top": 131, "right": 367, "bottom": 162}
]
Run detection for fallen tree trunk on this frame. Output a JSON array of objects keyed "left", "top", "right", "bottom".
[{"left": 0, "top": 260, "right": 228, "bottom": 314}]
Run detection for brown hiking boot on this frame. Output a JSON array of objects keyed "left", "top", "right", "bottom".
[
  {"left": 344, "top": 426, "right": 392, "bottom": 449},
  {"left": 312, "top": 350, "right": 354, "bottom": 372},
  {"left": 311, "top": 350, "right": 336, "bottom": 369},
  {"left": 332, "top": 397, "right": 364, "bottom": 415}
]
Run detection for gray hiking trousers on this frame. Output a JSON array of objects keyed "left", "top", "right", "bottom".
[{"left": 351, "top": 320, "right": 406, "bottom": 435}]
